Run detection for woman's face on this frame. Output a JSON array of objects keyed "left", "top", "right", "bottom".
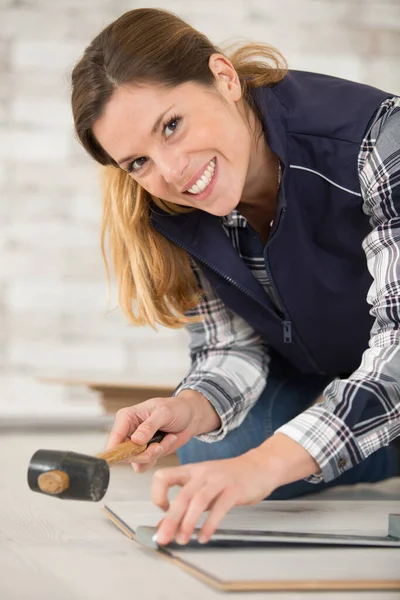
[{"left": 92, "top": 55, "right": 255, "bottom": 217}]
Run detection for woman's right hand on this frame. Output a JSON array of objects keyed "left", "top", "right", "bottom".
[{"left": 105, "top": 390, "right": 220, "bottom": 472}]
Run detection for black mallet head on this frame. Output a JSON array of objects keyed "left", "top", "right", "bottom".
[{"left": 27, "top": 449, "right": 110, "bottom": 502}]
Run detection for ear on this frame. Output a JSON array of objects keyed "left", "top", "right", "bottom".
[{"left": 208, "top": 53, "right": 242, "bottom": 102}]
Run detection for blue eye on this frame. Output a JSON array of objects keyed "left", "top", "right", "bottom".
[
  {"left": 126, "top": 115, "right": 182, "bottom": 174},
  {"left": 127, "top": 156, "right": 147, "bottom": 173},
  {"left": 163, "top": 116, "right": 181, "bottom": 138}
]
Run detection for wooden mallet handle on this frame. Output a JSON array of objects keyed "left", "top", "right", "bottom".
[
  {"left": 97, "top": 440, "right": 148, "bottom": 465},
  {"left": 97, "top": 431, "right": 167, "bottom": 465}
]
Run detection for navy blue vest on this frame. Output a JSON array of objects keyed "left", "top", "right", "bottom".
[{"left": 151, "top": 71, "right": 392, "bottom": 376}]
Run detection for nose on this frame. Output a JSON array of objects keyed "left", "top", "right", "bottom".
[{"left": 157, "top": 149, "right": 188, "bottom": 187}]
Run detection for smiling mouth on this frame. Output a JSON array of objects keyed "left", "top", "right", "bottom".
[{"left": 184, "top": 158, "right": 216, "bottom": 195}]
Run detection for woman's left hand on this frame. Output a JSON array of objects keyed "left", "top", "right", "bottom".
[{"left": 152, "top": 451, "right": 275, "bottom": 546}]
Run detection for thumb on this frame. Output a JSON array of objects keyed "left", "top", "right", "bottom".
[
  {"left": 130, "top": 415, "right": 161, "bottom": 445},
  {"left": 106, "top": 408, "right": 137, "bottom": 450}
]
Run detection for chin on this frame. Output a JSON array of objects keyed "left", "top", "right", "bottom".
[{"left": 211, "top": 197, "right": 240, "bottom": 217}]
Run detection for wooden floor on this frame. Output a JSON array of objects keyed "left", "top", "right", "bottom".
[{"left": 1, "top": 430, "right": 400, "bottom": 600}]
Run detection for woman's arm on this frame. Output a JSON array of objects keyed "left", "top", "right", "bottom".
[
  {"left": 174, "top": 264, "right": 270, "bottom": 440},
  {"left": 277, "top": 97, "right": 400, "bottom": 483}
]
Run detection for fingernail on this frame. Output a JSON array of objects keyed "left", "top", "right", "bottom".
[
  {"left": 197, "top": 534, "right": 208, "bottom": 544},
  {"left": 170, "top": 435, "right": 178, "bottom": 443},
  {"left": 156, "top": 532, "right": 167, "bottom": 545},
  {"left": 132, "top": 432, "right": 144, "bottom": 441},
  {"left": 176, "top": 533, "right": 188, "bottom": 545},
  {"left": 154, "top": 446, "right": 163, "bottom": 455}
]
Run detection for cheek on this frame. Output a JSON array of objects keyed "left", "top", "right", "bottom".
[
  {"left": 134, "top": 173, "right": 165, "bottom": 196},
  {"left": 137, "top": 176, "right": 191, "bottom": 207}
]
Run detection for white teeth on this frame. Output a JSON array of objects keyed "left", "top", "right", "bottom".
[{"left": 186, "top": 158, "right": 216, "bottom": 195}]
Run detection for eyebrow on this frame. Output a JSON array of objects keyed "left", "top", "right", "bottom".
[{"left": 117, "top": 104, "right": 175, "bottom": 167}]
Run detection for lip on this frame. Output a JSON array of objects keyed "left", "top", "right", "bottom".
[
  {"left": 182, "top": 158, "right": 216, "bottom": 193},
  {"left": 182, "top": 157, "right": 218, "bottom": 202}
]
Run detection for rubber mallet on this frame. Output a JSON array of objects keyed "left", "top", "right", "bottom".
[{"left": 27, "top": 432, "right": 166, "bottom": 502}]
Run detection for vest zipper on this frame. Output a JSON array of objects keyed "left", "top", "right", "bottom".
[
  {"left": 264, "top": 207, "right": 292, "bottom": 343},
  {"left": 154, "top": 224, "right": 293, "bottom": 346},
  {"left": 282, "top": 320, "right": 292, "bottom": 343},
  {"left": 263, "top": 207, "right": 322, "bottom": 371},
  {"left": 154, "top": 227, "right": 267, "bottom": 307}
]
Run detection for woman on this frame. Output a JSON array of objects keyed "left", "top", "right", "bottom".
[{"left": 71, "top": 8, "right": 400, "bottom": 546}]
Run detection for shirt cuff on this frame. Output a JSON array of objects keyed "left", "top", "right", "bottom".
[
  {"left": 276, "top": 405, "right": 365, "bottom": 483},
  {"left": 174, "top": 382, "right": 232, "bottom": 442}
]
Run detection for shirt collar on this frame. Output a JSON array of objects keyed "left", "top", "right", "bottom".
[{"left": 221, "top": 209, "right": 248, "bottom": 228}]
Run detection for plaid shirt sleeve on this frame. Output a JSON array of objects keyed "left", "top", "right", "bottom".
[
  {"left": 277, "top": 97, "right": 400, "bottom": 483},
  {"left": 174, "top": 265, "right": 270, "bottom": 442}
]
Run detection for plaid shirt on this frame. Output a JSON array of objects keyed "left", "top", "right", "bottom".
[{"left": 175, "top": 97, "right": 400, "bottom": 483}]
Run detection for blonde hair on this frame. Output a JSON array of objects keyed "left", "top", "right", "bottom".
[{"left": 71, "top": 8, "right": 287, "bottom": 328}]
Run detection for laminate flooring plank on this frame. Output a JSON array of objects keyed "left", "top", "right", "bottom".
[{"left": 1, "top": 431, "right": 400, "bottom": 600}]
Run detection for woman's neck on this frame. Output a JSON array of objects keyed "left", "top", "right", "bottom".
[{"left": 237, "top": 116, "right": 281, "bottom": 244}]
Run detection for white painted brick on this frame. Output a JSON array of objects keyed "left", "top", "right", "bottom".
[
  {"left": 0, "top": 375, "right": 68, "bottom": 413},
  {"left": 11, "top": 40, "right": 83, "bottom": 71},
  {"left": 188, "top": 16, "right": 256, "bottom": 48},
  {"left": 70, "top": 192, "right": 103, "bottom": 224},
  {"left": 0, "top": 41, "right": 10, "bottom": 70},
  {"left": 294, "top": 25, "right": 373, "bottom": 57},
  {"left": 5, "top": 190, "right": 74, "bottom": 219},
  {"left": 12, "top": 0, "right": 120, "bottom": 7},
  {"left": 0, "top": 73, "right": 11, "bottom": 102},
  {"left": 0, "top": 128, "right": 70, "bottom": 162},
  {"left": 247, "top": 0, "right": 355, "bottom": 25},
  {"left": 362, "top": 2, "right": 400, "bottom": 29},
  {"left": 126, "top": 345, "right": 189, "bottom": 386},
  {"left": 146, "top": 0, "right": 246, "bottom": 17},
  {"left": 9, "top": 161, "right": 98, "bottom": 194},
  {"left": 0, "top": 247, "right": 63, "bottom": 281},
  {"left": 11, "top": 70, "right": 71, "bottom": 98},
  {"left": 7, "top": 311, "right": 61, "bottom": 338},
  {"left": 361, "top": 59, "right": 400, "bottom": 95},
  {"left": 8, "top": 339, "right": 126, "bottom": 372},
  {"left": 0, "top": 246, "right": 105, "bottom": 282},
  {"left": 65, "top": 10, "right": 124, "bottom": 41},
  {"left": 6, "top": 281, "right": 109, "bottom": 312},
  {"left": 0, "top": 163, "right": 6, "bottom": 187},
  {"left": 1, "top": 9, "right": 69, "bottom": 40},
  {"left": 0, "top": 99, "right": 8, "bottom": 124},
  {"left": 288, "top": 53, "right": 364, "bottom": 85},
  {"left": 373, "top": 30, "right": 400, "bottom": 56},
  {"left": 2, "top": 0, "right": 399, "bottom": 419},
  {"left": 0, "top": 220, "right": 9, "bottom": 253},
  {"left": 8, "top": 219, "right": 99, "bottom": 248},
  {"left": 11, "top": 98, "right": 73, "bottom": 129}
]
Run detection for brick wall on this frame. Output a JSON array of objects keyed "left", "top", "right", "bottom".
[{"left": 0, "top": 0, "right": 399, "bottom": 417}]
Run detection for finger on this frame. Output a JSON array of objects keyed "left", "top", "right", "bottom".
[
  {"left": 132, "top": 460, "right": 157, "bottom": 473},
  {"left": 156, "top": 477, "right": 206, "bottom": 546},
  {"left": 176, "top": 483, "right": 222, "bottom": 545},
  {"left": 106, "top": 408, "right": 138, "bottom": 449},
  {"left": 130, "top": 411, "right": 169, "bottom": 445},
  {"left": 125, "top": 434, "right": 179, "bottom": 465},
  {"left": 151, "top": 467, "right": 192, "bottom": 538},
  {"left": 147, "top": 433, "right": 178, "bottom": 458},
  {"left": 197, "top": 488, "right": 237, "bottom": 544},
  {"left": 152, "top": 465, "right": 190, "bottom": 510}
]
